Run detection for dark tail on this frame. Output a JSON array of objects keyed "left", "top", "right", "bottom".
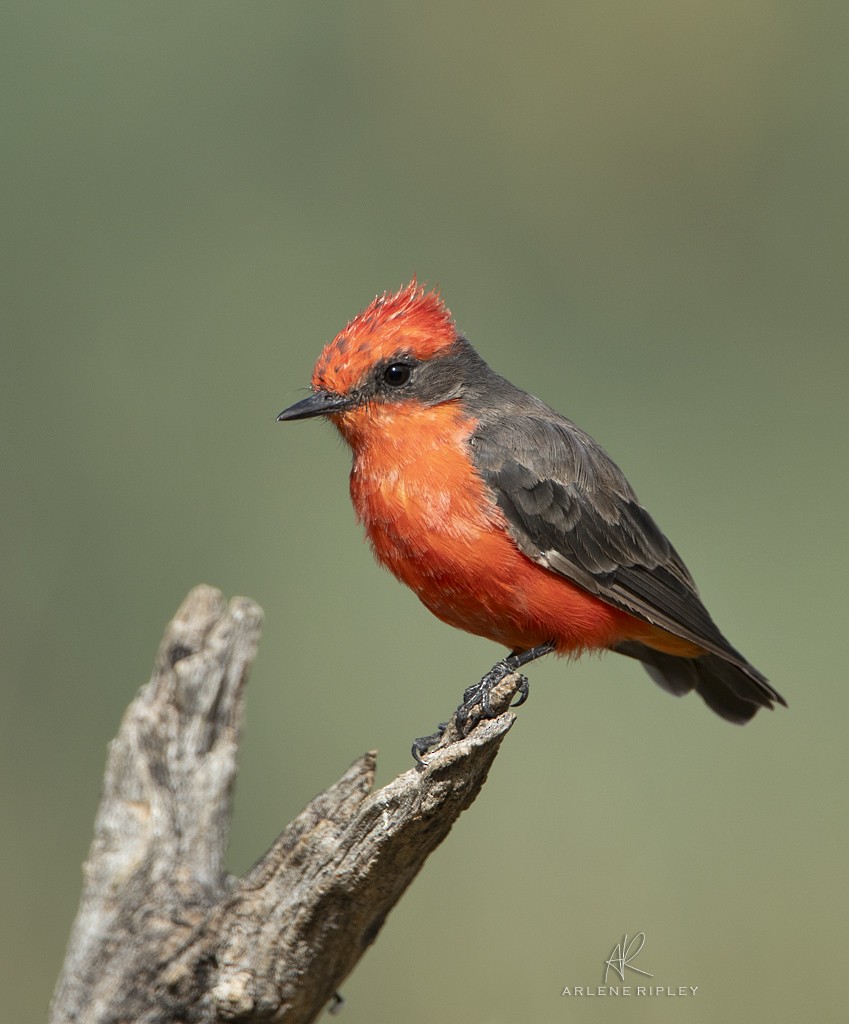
[{"left": 614, "top": 641, "right": 787, "bottom": 723}]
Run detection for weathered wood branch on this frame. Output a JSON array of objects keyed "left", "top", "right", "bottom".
[{"left": 50, "top": 586, "right": 522, "bottom": 1024}]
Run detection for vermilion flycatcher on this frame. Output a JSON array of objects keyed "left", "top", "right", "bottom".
[{"left": 278, "top": 281, "right": 785, "bottom": 754}]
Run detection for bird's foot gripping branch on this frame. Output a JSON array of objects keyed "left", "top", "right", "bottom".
[{"left": 412, "top": 663, "right": 533, "bottom": 765}]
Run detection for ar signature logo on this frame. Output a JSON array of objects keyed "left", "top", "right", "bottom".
[{"left": 603, "top": 933, "right": 654, "bottom": 983}]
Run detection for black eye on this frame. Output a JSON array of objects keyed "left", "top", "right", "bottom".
[{"left": 383, "top": 362, "right": 412, "bottom": 387}]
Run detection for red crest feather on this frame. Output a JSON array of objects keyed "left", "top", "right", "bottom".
[{"left": 312, "top": 279, "right": 456, "bottom": 394}]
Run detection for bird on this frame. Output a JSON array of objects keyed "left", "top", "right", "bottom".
[{"left": 277, "top": 280, "right": 785, "bottom": 757}]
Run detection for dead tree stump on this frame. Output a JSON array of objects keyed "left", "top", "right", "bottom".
[{"left": 49, "top": 585, "right": 522, "bottom": 1023}]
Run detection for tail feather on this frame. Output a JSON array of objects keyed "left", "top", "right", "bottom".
[{"left": 614, "top": 641, "right": 786, "bottom": 724}]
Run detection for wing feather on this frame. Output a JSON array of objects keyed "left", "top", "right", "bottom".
[{"left": 472, "top": 414, "right": 755, "bottom": 672}]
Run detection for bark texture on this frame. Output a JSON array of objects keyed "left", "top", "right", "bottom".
[{"left": 50, "top": 586, "right": 521, "bottom": 1024}]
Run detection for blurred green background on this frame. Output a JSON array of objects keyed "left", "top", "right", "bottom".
[{"left": 3, "top": 3, "right": 847, "bottom": 1021}]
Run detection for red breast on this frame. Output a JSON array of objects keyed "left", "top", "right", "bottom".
[{"left": 340, "top": 398, "right": 688, "bottom": 656}]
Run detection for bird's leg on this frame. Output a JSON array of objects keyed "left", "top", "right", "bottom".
[{"left": 456, "top": 641, "right": 555, "bottom": 733}]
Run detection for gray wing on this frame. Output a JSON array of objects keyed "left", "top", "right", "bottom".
[{"left": 471, "top": 413, "right": 758, "bottom": 674}]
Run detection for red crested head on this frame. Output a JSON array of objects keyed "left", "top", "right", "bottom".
[{"left": 312, "top": 279, "right": 456, "bottom": 395}]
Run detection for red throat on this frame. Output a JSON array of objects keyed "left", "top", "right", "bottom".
[{"left": 312, "top": 279, "right": 456, "bottom": 396}]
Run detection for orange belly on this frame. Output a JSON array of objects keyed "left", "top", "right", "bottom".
[{"left": 341, "top": 402, "right": 700, "bottom": 658}]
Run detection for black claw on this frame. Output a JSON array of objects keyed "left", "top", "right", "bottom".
[
  {"left": 411, "top": 722, "right": 448, "bottom": 765},
  {"left": 510, "top": 675, "right": 530, "bottom": 707}
]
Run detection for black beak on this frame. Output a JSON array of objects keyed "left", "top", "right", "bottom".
[{"left": 276, "top": 390, "right": 356, "bottom": 422}]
